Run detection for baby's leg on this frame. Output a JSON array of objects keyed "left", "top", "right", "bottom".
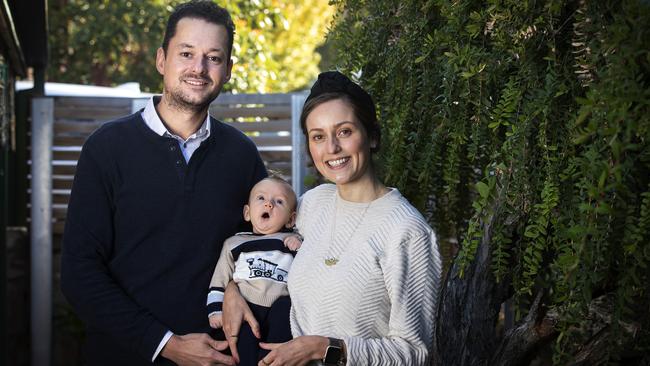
[
  {"left": 238, "top": 302, "right": 267, "bottom": 366},
  {"left": 258, "top": 296, "right": 292, "bottom": 360}
]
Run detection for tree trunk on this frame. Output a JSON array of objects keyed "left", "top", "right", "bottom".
[
  {"left": 435, "top": 236, "right": 642, "bottom": 366},
  {"left": 433, "top": 209, "right": 511, "bottom": 366},
  {"left": 489, "top": 291, "right": 558, "bottom": 366}
]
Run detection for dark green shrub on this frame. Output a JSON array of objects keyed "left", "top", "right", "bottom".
[{"left": 329, "top": 0, "right": 650, "bottom": 362}]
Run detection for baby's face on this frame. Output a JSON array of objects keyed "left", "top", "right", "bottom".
[{"left": 244, "top": 179, "right": 296, "bottom": 235}]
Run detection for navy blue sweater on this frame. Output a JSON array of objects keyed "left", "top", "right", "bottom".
[{"left": 61, "top": 112, "right": 266, "bottom": 365}]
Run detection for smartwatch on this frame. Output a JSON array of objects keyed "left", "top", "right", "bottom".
[{"left": 323, "top": 337, "right": 345, "bottom": 365}]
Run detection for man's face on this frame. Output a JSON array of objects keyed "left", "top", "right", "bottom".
[{"left": 156, "top": 17, "right": 232, "bottom": 112}]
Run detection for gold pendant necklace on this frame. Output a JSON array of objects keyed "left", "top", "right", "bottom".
[
  {"left": 324, "top": 258, "right": 339, "bottom": 266},
  {"left": 324, "top": 195, "right": 371, "bottom": 266}
]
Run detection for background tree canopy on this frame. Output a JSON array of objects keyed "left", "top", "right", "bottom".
[
  {"left": 47, "top": 0, "right": 333, "bottom": 93},
  {"left": 328, "top": 0, "right": 649, "bottom": 364}
]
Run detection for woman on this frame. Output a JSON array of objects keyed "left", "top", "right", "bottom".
[{"left": 224, "top": 71, "right": 442, "bottom": 366}]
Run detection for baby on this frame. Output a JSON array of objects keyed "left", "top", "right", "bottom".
[{"left": 207, "top": 177, "right": 300, "bottom": 365}]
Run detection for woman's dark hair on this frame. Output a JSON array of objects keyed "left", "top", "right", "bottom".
[
  {"left": 162, "top": 1, "right": 235, "bottom": 58},
  {"left": 300, "top": 72, "right": 381, "bottom": 153}
]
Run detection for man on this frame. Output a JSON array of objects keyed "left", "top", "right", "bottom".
[{"left": 61, "top": 2, "right": 266, "bottom": 365}]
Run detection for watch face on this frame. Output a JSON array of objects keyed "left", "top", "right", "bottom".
[{"left": 324, "top": 345, "right": 342, "bottom": 364}]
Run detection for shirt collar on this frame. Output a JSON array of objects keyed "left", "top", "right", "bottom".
[{"left": 141, "top": 96, "right": 211, "bottom": 141}]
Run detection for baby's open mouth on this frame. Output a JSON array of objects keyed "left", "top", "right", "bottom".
[{"left": 262, "top": 212, "right": 270, "bottom": 219}]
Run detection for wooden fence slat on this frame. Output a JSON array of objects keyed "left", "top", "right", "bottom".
[
  {"left": 210, "top": 105, "right": 291, "bottom": 119},
  {"left": 259, "top": 150, "right": 292, "bottom": 161},
  {"left": 54, "top": 135, "right": 88, "bottom": 146},
  {"left": 52, "top": 174, "right": 75, "bottom": 181},
  {"left": 53, "top": 222, "right": 66, "bottom": 235},
  {"left": 53, "top": 97, "right": 133, "bottom": 120},
  {"left": 248, "top": 135, "right": 291, "bottom": 147},
  {"left": 53, "top": 195, "right": 70, "bottom": 205},
  {"left": 224, "top": 119, "right": 291, "bottom": 132},
  {"left": 53, "top": 150, "right": 82, "bottom": 161},
  {"left": 53, "top": 180, "right": 74, "bottom": 190},
  {"left": 266, "top": 161, "right": 292, "bottom": 170},
  {"left": 54, "top": 120, "right": 105, "bottom": 134},
  {"left": 54, "top": 108, "right": 131, "bottom": 121},
  {"left": 52, "top": 146, "right": 82, "bottom": 152},
  {"left": 213, "top": 93, "right": 292, "bottom": 105},
  {"left": 51, "top": 165, "right": 77, "bottom": 175},
  {"left": 54, "top": 96, "right": 136, "bottom": 108}
]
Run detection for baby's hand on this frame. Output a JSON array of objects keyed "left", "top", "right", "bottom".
[
  {"left": 284, "top": 234, "right": 302, "bottom": 251},
  {"left": 209, "top": 313, "right": 223, "bottom": 329}
]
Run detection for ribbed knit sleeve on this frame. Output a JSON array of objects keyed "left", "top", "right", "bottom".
[
  {"left": 345, "top": 231, "right": 441, "bottom": 365},
  {"left": 207, "top": 238, "right": 235, "bottom": 316}
]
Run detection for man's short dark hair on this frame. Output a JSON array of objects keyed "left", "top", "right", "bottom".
[{"left": 162, "top": 1, "right": 235, "bottom": 58}]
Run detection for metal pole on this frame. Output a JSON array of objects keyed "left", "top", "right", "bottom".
[
  {"left": 291, "top": 94, "right": 307, "bottom": 196},
  {"left": 30, "top": 97, "right": 53, "bottom": 366}
]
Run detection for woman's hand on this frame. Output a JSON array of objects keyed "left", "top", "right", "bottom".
[
  {"left": 222, "top": 281, "right": 260, "bottom": 363},
  {"left": 258, "top": 336, "right": 329, "bottom": 366}
]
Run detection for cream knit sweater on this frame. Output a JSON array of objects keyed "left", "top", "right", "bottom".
[{"left": 288, "top": 184, "right": 442, "bottom": 365}]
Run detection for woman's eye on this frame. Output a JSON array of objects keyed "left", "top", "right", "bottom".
[
  {"left": 311, "top": 134, "right": 323, "bottom": 142},
  {"left": 338, "top": 128, "right": 352, "bottom": 137}
]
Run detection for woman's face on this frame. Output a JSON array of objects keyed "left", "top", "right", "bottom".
[{"left": 305, "top": 98, "right": 375, "bottom": 187}]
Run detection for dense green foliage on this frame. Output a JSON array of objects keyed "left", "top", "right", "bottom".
[
  {"left": 48, "top": 0, "right": 332, "bottom": 93},
  {"left": 329, "top": 0, "right": 650, "bottom": 362}
]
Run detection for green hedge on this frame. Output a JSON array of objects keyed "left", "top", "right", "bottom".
[{"left": 329, "top": 0, "right": 649, "bottom": 362}]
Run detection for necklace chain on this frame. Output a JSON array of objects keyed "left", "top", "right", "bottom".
[{"left": 324, "top": 195, "right": 371, "bottom": 266}]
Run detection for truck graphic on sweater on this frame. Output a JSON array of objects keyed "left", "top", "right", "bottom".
[{"left": 246, "top": 257, "right": 288, "bottom": 282}]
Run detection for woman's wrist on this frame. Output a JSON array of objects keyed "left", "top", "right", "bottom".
[
  {"left": 312, "top": 336, "right": 330, "bottom": 360},
  {"left": 321, "top": 337, "right": 347, "bottom": 365}
]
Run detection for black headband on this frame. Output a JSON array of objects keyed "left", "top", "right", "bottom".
[{"left": 305, "top": 71, "right": 376, "bottom": 118}]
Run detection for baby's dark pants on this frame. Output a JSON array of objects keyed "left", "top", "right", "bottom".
[{"left": 238, "top": 296, "right": 292, "bottom": 366}]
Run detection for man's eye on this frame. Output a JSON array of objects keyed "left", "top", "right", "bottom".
[
  {"left": 180, "top": 52, "right": 191, "bottom": 58},
  {"left": 208, "top": 56, "right": 222, "bottom": 64}
]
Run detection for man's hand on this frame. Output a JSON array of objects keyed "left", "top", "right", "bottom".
[
  {"left": 161, "top": 333, "right": 234, "bottom": 366},
  {"left": 209, "top": 314, "right": 223, "bottom": 329},
  {"left": 222, "top": 281, "right": 260, "bottom": 364},
  {"left": 283, "top": 234, "right": 302, "bottom": 252}
]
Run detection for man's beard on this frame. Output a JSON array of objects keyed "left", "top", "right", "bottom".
[{"left": 165, "top": 76, "right": 220, "bottom": 113}]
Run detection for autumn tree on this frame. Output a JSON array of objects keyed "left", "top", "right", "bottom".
[{"left": 47, "top": 0, "right": 333, "bottom": 93}]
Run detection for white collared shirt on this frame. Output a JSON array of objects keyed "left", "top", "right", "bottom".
[{"left": 141, "top": 96, "right": 211, "bottom": 162}]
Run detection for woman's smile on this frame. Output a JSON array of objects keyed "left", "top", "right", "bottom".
[{"left": 326, "top": 157, "right": 350, "bottom": 168}]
